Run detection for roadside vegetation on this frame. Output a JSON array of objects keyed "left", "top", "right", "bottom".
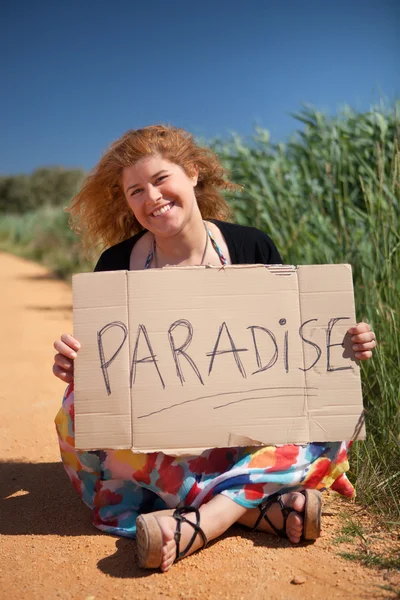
[{"left": 1, "top": 104, "right": 399, "bottom": 525}]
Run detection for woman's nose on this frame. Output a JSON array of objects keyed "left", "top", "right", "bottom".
[{"left": 145, "top": 184, "right": 162, "bottom": 204}]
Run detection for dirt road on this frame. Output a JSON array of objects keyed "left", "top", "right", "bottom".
[{"left": 0, "top": 252, "right": 398, "bottom": 599}]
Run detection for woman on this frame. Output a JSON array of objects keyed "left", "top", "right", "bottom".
[{"left": 54, "top": 125, "right": 376, "bottom": 572}]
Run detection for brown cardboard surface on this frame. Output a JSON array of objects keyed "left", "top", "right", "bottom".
[{"left": 73, "top": 264, "right": 365, "bottom": 452}]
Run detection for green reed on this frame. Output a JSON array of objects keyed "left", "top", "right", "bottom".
[{"left": 214, "top": 103, "right": 400, "bottom": 518}]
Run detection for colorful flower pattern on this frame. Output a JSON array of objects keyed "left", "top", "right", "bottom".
[{"left": 55, "top": 383, "right": 355, "bottom": 538}]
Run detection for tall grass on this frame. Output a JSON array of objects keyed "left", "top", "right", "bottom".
[
  {"left": 0, "top": 206, "right": 93, "bottom": 278},
  {"left": 214, "top": 104, "right": 400, "bottom": 518},
  {"left": 1, "top": 104, "right": 399, "bottom": 518}
]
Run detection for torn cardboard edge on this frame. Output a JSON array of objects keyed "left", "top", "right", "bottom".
[{"left": 73, "top": 263, "right": 365, "bottom": 454}]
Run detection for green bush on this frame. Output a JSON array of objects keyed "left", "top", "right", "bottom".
[{"left": 0, "top": 167, "right": 85, "bottom": 214}]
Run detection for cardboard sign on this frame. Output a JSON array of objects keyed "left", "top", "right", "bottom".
[{"left": 73, "top": 264, "right": 365, "bottom": 453}]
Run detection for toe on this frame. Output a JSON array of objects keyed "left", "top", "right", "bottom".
[
  {"left": 165, "top": 541, "right": 176, "bottom": 561},
  {"left": 156, "top": 516, "right": 178, "bottom": 572},
  {"left": 161, "top": 543, "right": 176, "bottom": 572},
  {"left": 286, "top": 491, "right": 306, "bottom": 513},
  {"left": 286, "top": 511, "right": 304, "bottom": 544}
]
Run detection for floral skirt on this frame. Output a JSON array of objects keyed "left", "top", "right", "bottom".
[{"left": 55, "top": 383, "right": 355, "bottom": 538}]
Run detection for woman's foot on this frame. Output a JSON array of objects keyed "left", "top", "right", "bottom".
[
  {"left": 237, "top": 491, "right": 306, "bottom": 543},
  {"left": 155, "top": 511, "right": 202, "bottom": 572},
  {"left": 136, "top": 496, "right": 248, "bottom": 572}
]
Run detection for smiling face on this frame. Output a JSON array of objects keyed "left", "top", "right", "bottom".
[{"left": 121, "top": 155, "right": 200, "bottom": 238}]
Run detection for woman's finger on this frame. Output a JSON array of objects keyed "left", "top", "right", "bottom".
[
  {"left": 352, "top": 340, "right": 377, "bottom": 352},
  {"left": 53, "top": 339, "right": 79, "bottom": 359},
  {"left": 60, "top": 333, "right": 81, "bottom": 350},
  {"left": 348, "top": 322, "right": 371, "bottom": 335},
  {"left": 355, "top": 350, "right": 373, "bottom": 361},
  {"left": 54, "top": 353, "right": 74, "bottom": 371},
  {"left": 53, "top": 363, "right": 74, "bottom": 383},
  {"left": 351, "top": 331, "right": 376, "bottom": 344}
]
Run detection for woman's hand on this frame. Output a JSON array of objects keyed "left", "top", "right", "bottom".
[
  {"left": 347, "top": 322, "right": 376, "bottom": 360},
  {"left": 53, "top": 333, "right": 81, "bottom": 383}
]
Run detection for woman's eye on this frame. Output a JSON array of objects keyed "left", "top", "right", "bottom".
[
  {"left": 156, "top": 175, "right": 167, "bottom": 184},
  {"left": 131, "top": 189, "right": 141, "bottom": 196}
]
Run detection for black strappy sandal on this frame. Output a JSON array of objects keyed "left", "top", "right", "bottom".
[
  {"left": 253, "top": 489, "right": 322, "bottom": 541},
  {"left": 136, "top": 507, "right": 208, "bottom": 569}
]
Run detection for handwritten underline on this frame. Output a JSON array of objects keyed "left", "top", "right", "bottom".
[{"left": 136, "top": 386, "right": 318, "bottom": 419}]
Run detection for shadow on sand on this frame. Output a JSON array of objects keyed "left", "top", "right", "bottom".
[
  {"left": 0, "top": 460, "right": 95, "bottom": 536},
  {"left": 96, "top": 523, "right": 296, "bottom": 579},
  {"left": 17, "top": 272, "right": 64, "bottom": 282},
  {"left": 0, "top": 460, "right": 308, "bottom": 579}
]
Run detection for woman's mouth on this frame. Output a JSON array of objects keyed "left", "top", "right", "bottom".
[{"left": 152, "top": 202, "right": 174, "bottom": 217}]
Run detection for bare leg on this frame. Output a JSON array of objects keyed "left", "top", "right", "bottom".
[
  {"left": 154, "top": 492, "right": 307, "bottom": 571},
  {"left": 237, "top": 492, "right": 306, "bottom": 544},
  {"left": 155, "top": 494, "right": 248, "bottom": 572}
]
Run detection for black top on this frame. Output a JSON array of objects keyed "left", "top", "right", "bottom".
[{"left": 94, "top": 219, "right": 283, "bottom": 271}]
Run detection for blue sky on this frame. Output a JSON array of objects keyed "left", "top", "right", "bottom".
[{"left": 1, "top": 0, "right": 399, "bottom": 174}]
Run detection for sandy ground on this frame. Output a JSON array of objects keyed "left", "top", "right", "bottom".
[{"left": 0, "top": 251, "right": 399, "bottom": 600}]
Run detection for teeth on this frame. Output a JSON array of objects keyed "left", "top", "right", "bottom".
[{"left": 152, "top": 203, "right": 173, "bottom": 217}]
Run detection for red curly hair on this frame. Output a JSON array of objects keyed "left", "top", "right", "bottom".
[{"left": 68, "top": 124, "right": 238, "bottom": 252}]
